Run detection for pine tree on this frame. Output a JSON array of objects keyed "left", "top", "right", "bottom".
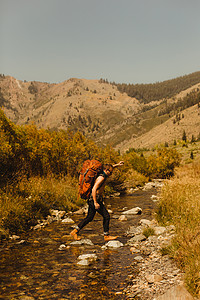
[
  {"left": 182, "top": 130, "right": 187, "bottom": 142},
  {"left": 191, "top": 135, "right": 196, "bottom": 143}
]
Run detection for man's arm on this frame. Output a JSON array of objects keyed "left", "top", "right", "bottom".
[
  {"left": 92, "top": 176, "right": 105, "bottom": 210},
  {"left": 112, "top": 161, "right": 124, "bottom": 168}
]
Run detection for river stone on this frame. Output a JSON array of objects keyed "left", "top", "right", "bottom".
[
  {"left": 77, "top": 253, "right": 98, "bottom": 266},
  {"left": 70, "top": 238, "right": 94, "bottom": 246},
  {"left": 78, "top": 254, "right": 98, "bottom": 261},
  {"left": 74, "top": 205, "right": 88, "bottom": 215},
  {"left": 122, "top": 207, "right": 142, "bottom": 215},
  {"left": 105, "top": 240, "right": 123, "bottom": 248},
  {"left": 58, "top": 244, "right": 66, "bottom": 250},
  {"left": 126, "top": 226, "right": 143, "bottom": 236},
  {"left": 77, "top": 259, "right": 90, "bottom": 266},
  {"left": 154, "top": 226, "right": 167, "bottom": 235},
  {"left": 50, "top": 209, "right": 66, "bottom": 220},
  {"left": 61, "top": 217, "right": 75, "bottom": 224},
  {"left": 118, "top": 215, "right": 127, "bottom": 221},
  {"left": 139, "top": 219, "right": 152, "bottom": 227},
  {"left": 127, "top": 234, "right": 146, "bottom": 245},
  {"left": 16, "top": 239, "right": 26, "bottom": 245},
  {"left": 9, "top": 235, "right": 20, "bottom": 240},
  {"left": 151, "top": 194, "right": 159, "bottom": 202},
  {"left": 155, "top": 284, "right": 194, "bottom": 300},
  {"left": 145, "top": 274, "right": 163, "bottom": 283},
  {"left": 142, "top": 182, "right": 155, "bottom": 190},
  {"left": 134, "top": 256, "right": 143, "bottom": 261}
]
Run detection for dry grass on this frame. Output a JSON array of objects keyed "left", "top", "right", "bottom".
[
  {"left": 0, "top": 175, "right": 82, "bottom": 237},
  {"left": 156, "top": 163, "right": 200, "bottom": 296}
]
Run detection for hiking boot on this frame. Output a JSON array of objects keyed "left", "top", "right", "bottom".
[
  {"left": 104, "top": 235, "right": 118, "bottom": 242},
  {"left": 70, "top": 229, "right": 81, "bottom": 240}
]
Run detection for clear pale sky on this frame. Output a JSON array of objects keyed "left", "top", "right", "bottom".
[{"left": 1, "top": 0, "right": 200, "bottom": 84}]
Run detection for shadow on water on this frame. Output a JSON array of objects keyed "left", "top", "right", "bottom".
[{"left": 0, "top": 188, "right": 158, "bottom": 300}]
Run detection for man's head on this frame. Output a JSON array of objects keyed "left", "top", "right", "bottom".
[{"left": 103, "top": 164, "right": 113, "bottom": 177}]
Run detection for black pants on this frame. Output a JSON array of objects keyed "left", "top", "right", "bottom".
[{"left": 77, "top": 195, "right": 110, "bottom": 235}]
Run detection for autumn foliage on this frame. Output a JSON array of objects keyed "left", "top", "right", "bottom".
[
  {"left": 0, "top": 108, "right": 181, "bottom": 237},
  {"left": 0, "top": 109, "right": 122, "bottom": 181}
]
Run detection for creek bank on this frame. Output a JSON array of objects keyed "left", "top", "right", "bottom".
[
  {"left": 2, "top": 179, "right": 195, "bottom": 299},
  {"left": 123, "top": 218, "right": 196, "bottom": 299}
]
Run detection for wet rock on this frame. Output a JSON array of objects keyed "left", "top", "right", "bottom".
[
  {"left": 77, "top": 253, "right": 98, "bottom": 266},
  {"left": 122, "top": 207, "right": 142, "bottom": 215},
  {"left": 126, "top": 225, "right": 143, "bottom": 237},
  {"left": 58, "top": 244, "right": 66, "bottom": 250},
  {"left": 122, "top": 207, "right": 128, "bottom": 211},
  {"left": 46, "top": 215, "right": 54, "bottom": 224},
  {"left": 78, "top": 253, "right": 98, "bottom": 261},
  {"left": 9, "top": 235, "right": 20, "bottom": 240},
  {"left": 118, "top": 215, "right": 127, "bottom": 221},
  {"left": 104, "top": 240, "right": 123, "bottom": 248},
  {"left": 33, "top": 224, "right": 43, "bottom": 230},
  {"left": 77, "top": 259, "right": 90, "bottom": 266},
  {"left": 151, "top": 194, "right": 159, "bottom": 202},
  {"left": 50, "top": 209, "right": 66, "bottom": 221},
  {"left": 70, "top": 238, "right": 94, "bottom": 246},
  {"left": 155, "top": 284, "right": 194, "bottom": 300},
  {"left": 74, "top": 205, "right": 88, "bottom": 215},
  {"left": 61, "top": 217, "right": 75, "bottom": 224},
  {"left": 16, "top": 239, "right": 26, "bottom": 245}
]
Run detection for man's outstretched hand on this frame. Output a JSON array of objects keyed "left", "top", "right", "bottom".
[{"left": 113, "top": 161, "right": 124, "bottom": 168}]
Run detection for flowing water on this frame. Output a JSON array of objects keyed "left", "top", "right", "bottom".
[{"left": 0, "top": 187, "right": 158, "bottom": 300}]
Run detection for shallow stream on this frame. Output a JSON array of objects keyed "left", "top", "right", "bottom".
[{"left": 0, "top": 187, "right": 158, "bottom": 300}]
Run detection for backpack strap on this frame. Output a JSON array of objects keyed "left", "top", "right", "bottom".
[{"left": 96, "top": 171, "right": 108, "bottom": 191}]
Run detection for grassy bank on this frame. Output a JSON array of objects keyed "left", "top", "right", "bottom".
[
  {"left": 156, "top": 162, "right": 200, "bottom": 297},
  {"left": 0, "top": 175, "right": 83, "bottom": 239}
]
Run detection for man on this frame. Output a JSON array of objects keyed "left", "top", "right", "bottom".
[{"left": 70, "top": 161, "right": 124, "bottom": 242}]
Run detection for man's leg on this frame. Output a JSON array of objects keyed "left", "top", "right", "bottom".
[
  {"left": 70, "top": 200, "right": 96, "bottom": 240},
  {"left": 97, "top": 202, "right": 118, "bottom": 242}
]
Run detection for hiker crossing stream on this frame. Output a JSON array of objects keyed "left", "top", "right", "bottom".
[{"left": 0, "top": 182, "right": 165, "bottom": 300}]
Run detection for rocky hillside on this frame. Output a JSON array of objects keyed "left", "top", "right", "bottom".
[
  {"left": 0, "top": 75, "right": 140, "bottom": 137},
  {"left": 0, "top": 73, "right": 200, "bottom": 151}
]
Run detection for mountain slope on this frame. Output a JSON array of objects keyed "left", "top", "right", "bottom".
[
  {"left": 0, "top": 76, "right": 140, "bottom": 138},
  {"left": 118, "top": 104, "right": 200, "bottom": 151},
  {"left": 0, "top": 73, "right": 200, "bottom": 151}
]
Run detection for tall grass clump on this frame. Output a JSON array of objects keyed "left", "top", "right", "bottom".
[
  {"left": 156, "top": 163, "right": 200, "bottom": 296},
  {"left": 0, "top": 175, "right": 82, "bottom": 237}
]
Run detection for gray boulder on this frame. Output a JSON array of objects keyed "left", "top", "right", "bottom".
[{"left": 122, "top": 207, "right": 142, "bottom": 215}]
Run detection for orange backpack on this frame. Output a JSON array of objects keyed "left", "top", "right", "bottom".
[{"left": 78, "top": 159, "right": 103, "bottom": 199}]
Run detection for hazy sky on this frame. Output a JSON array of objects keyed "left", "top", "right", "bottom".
[{"left": 1, "top": 0, "right": 200, "bottom": 84}]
